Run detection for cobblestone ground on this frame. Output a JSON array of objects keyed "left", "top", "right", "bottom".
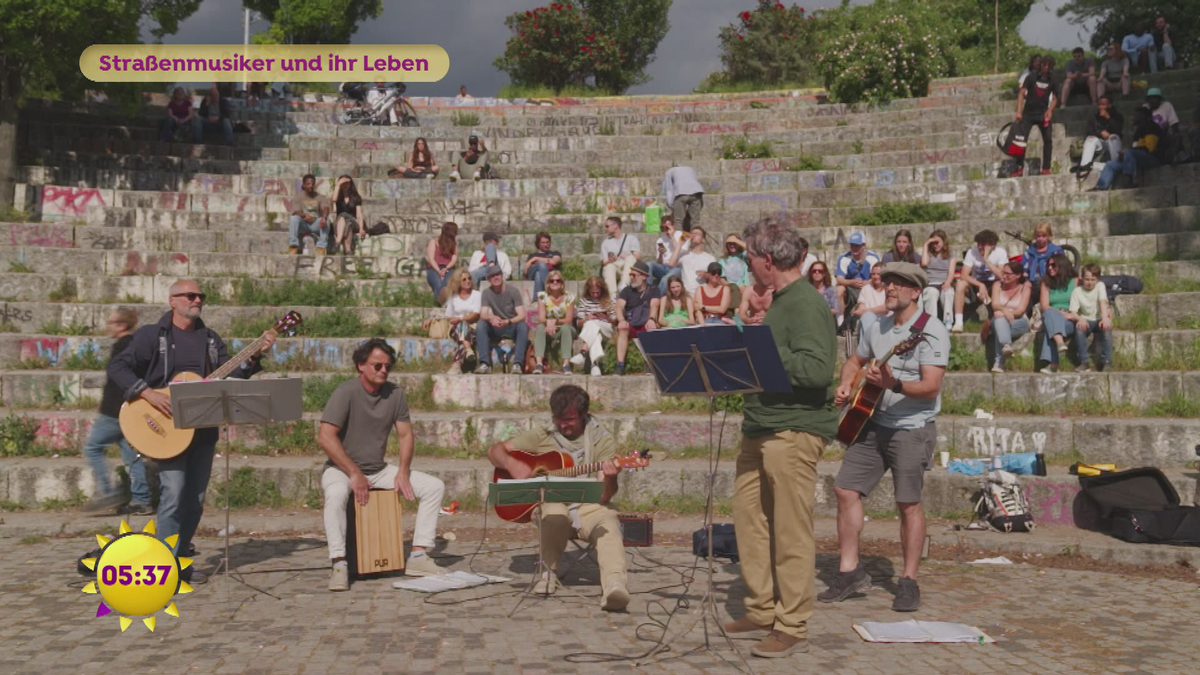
[{"left": 4, "top": 533, "right": 1199, "bottom": 675}]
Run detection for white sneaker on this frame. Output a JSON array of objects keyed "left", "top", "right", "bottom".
[
  {"left": 569, "top": 353, "right": 586, "bottom": 367},
  {"left": 449, "top": 170, "right": 461, "bottom": 182},
  {"left": 425, "top": 173, "right": 435, "bottom": 180},
  {"left": 472, "top": 170, "right": 481, "bottom": 181},
  {"left": 1000, "top": 344, "right": 1014, "bottom": 359},
  {"left": 991, "top": 362, "right": 1005, "bottom": 373},
  {"left": 951, "top": 321, "right": 964, "bottom": 333},
  {"left": 328, "top": 563, "right": 349, "bottom": 591},
  {"left": 404, "top": 554, "right": 441, "bottom": 577},
  {"left": 590, "top": 366, "right": 602, "bottom": 377},
  {"left": 601, "top": 578, "right": 630, "bottom": 611}
]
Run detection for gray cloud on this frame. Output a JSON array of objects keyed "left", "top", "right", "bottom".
[{"left": 149, "top": 0, "right": 1093, "bottom": 96}]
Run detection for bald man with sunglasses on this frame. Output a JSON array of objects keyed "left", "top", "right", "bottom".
[{"left": 108, "top": 279, "right": 277, "bottom": 582}]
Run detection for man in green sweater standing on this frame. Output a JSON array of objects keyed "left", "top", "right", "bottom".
[{"left": 725, "top": 218, "right": 838, "bottom": 658}]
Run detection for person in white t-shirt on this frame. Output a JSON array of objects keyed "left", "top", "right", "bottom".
[
  {"left": 468, "top": 231, "right": 512, "bottom": 286},
  {"left": 1068, "top": 263, "right": 1113, "bottom": 372},
  {"left": 424, "top": 270, "right": 482, "bottom": 373},
  {"left": 852, "top": 266, "right": 890, "bottom": 336},
  {"left": 952, "top": 229, "right": 1007, "bottom": 333},
  {"left": 600, "top": 216, "right": 641, "bottom": 293},
  {"left": 670, "top": 226, "right": 716, "bottom": 295},
  {"left": 649, "top": 216, "right": 686, "bottom": 293}
]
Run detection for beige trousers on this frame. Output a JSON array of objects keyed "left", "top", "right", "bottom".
[
  {"left": 539, "top": 502, "right": 627, "bottom": 585},
  {"left": 732, "top": 429, "right": 823, "bottom": 639},
  {"left": 602, "top": 253, "right": 637, "bottom": 294}
]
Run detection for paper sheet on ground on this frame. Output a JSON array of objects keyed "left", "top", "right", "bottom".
[
  {"left": 853, "top": 620, "right": 994, "bottom": 643},
  {"left": 392, "top": 571, "right": 510, "bottom": 593}
]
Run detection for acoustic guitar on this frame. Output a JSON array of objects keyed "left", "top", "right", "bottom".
[
  {"left": 492, "top": 448, "right": 651, "bottom": 523},
  {"left": 119, "top": 311, "right": 303, "bottom": 460},
  {"left": 835, "top": 328, "right": 929, "bottom": 446}
]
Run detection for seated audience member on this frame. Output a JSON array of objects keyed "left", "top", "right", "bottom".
[
  {"left": 881, "top": 229, "right": 919, "bottom": 264},
  {"left": 614, "top": 262, "right": 660, "bottom": 375},
  {"left": 694, "top": 262, "right": 732, "bottom": 325},
  {"left": 1151, "top": 16, "right": 1176, "bottom": 72},
  {"left": 571, "top": 277, "right": 616, "bottom": 377},
  {"left": 851, "top": 266, "right": 888, "bottom": 336},
  {"left": 807, "top": 261, "right": 837, "bottom": 317},
  {"left": 451, "top": 133, "right": 490, "bottom": 181},
  {"left": 331, "top": 175, "right": 366, "bottom": 255},
  {"left": 423, "top": 270, "right": 481, "bottom": 374},
  {"left": 649, "top": 217, "right": 685, "bottom": 293},
  {"left": 468, "top": 231, "right": 512, "bottom": 287},
  {"left": 720, "top": 234, "right": 751, "bottom": 287},
  {"left": 288, "top": 173, "right": 329, "bottom": 255},
  {"left": 662, "top": 165, "right": 705, "bottom": 231},
  {"left": 1019, "top": 221, "right": 1063, "bottom": 312},
  {"left": 658, "top": 276, "right": 695, "bottom": 328},
  {"left": 195, "top": 85, "right": 233, "bottom": 144},
  {"left": 1069, "top": 263, "right": 1113, "bottom": 372},
  {"left": 671, "top": 226, "right": 716, "bottom": 295},
  {"left": 1090, "top": 107, "right": 1163, "bottom": 191},
  {"left": 1037, "top": 253, "right": 1078, "bottom": 373},
  {"left": 953, "top": 229, "right": 1007, "bottom": 333},
  {"left": 524, "top": 232, "right": 562, "bottom": 297},
  {"left": 1097, "top": 43, "right": 1131, "bottom": 100},
  {"left": 473, "top": 266, "right": 528, "bottom": 374},
  {"left": 320, "top": 339, "right": 447, "bottom": 591},
  {"left": 159, "top": 87, "right": 194, "bottom": 142},
  {"left": 1061, "top": 47, "right": 1097, "bottom": 106},
  {"left": 532, "top": 270, "right": 576, "bottom": 375},
  {"left": 425, "top": 222, "right": 459, "bottom": 303},
  {"left": 988, "top": 262, "right": 1032, "bottom": 373},
  {"left": 1122, "top": 22, "right": 1156, "bottom": 73},
  {"left": 1144, "top": 88, "right": 1180, "bottom": 133},
  {"left": 834, "top": 232, "right": 880, "bottom": 332},
  {"left": 738, "top": 271, "right": 775, "bottom": 325},
  {"left": 1074, "top": 95, "right": 1124, "bottom": 176},
  {"left": 457, "top": 84, "right": 473, "bottom": 100},
  {"left": 390, "top": 137, "right": 439, "bottom": 178},
  {"left": 919, "top": 229, "right": 955, "bottom": 329},
  {"left": 600, "top": 216, "right": 640, "bottom": 294}
]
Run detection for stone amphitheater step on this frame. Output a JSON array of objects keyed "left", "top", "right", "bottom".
[
  {"left": 11, "top": 453, "right": 1194, "bottom": 527},
  {"left": 4, "top": 403, "right": 1199, "bottom": 473}
]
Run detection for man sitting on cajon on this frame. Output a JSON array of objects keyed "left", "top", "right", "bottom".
[{"left": 320, "top": 338, "right": 446, "bottom": 591}]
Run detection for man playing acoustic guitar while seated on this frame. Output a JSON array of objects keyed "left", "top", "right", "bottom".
[
  {"left": 108, "top": 279, "right": 276, "bottom": 582},
  {"left": 828, "top": 262, "right": 948, "bottom": 612},
  {"left": 486, "top": 384, "right": 630, "bottom": 611}
]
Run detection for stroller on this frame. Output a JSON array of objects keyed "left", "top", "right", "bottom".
[{"left": 337, "top": 82, "right": 419, "bottom": 127}]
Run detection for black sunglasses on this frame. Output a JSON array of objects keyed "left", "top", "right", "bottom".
[
  {"left": 171, "top": 292, "right": 206, "bottom": 302},
  {"left": 370, "top": 362, "right": 393, "bottom": 372}
]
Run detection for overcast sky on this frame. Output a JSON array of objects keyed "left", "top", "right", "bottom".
[{"left": 147, "top": 0, "right": 1095, "bottom": 97}]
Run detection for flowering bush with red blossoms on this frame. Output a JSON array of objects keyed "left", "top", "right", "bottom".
[
  {"left": 713, "top": 2, "right": 820, "bottom": 87},
  {"left": 492, "top": 3, "right": 623, "bottom": 94}
]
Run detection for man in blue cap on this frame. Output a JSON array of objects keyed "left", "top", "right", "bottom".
[{"left": 834, "top": 232, "right": 880, "bottom": 334}]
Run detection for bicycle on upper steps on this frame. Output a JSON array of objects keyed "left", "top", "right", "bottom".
[{"left": 335, "top": 82, "right": 419, "bottom": 127}]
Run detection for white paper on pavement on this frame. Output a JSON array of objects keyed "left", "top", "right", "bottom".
[{"left": 853, "top": 620, "right": 994, "bottom": 643}]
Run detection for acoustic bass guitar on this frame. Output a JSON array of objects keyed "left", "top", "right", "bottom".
[
  {"left": 492, "top": 448, "right": 651, "bottom": 522},
  {"left": 835, "top": 325, "right": 929, "bottom": 446},
  {"left": 119, "top": 311, "right": 302, "bottom": 460}
]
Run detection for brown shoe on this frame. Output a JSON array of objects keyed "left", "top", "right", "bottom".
[
  {"left": 287, "top": 245, "right": 299, "bottom": 254},
  {"left": 750, "top": 630, "right": 809, "bottom": 658},
  {"left": 315, "top": 247, "right": 326, "bottom": 256},
  {"left": 724, "top": 617, "right": 772, "bottom": 635}
]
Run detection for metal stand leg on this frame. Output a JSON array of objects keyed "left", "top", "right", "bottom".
[
  {"left": 509, "top": 488, "right": 587, "bottom": 616},
  {"left": 211, "top": 426, "right": 278, "bottom": 607}
]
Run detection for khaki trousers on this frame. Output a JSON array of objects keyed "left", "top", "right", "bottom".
[
  {"left": 732, "top": 429, "right": 823, "bottom": 639},
  {"left": 539, "top": 502, "right": 627, "bottom": 585},
  {"left": 602, "top": 253, "right": 637, "bottom": 294}
]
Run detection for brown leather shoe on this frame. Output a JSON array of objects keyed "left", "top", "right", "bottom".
[
  {"left": 724, "top": 617, "right": 772, "bottom": 635},
  {"left": 315, "top": 247, "right": 326, "bottom": 256},
  {"left": 750, "top": 630, "right": 809, "bottom": 658},
  {"left": 287, "top": 246, "right": 299, "bottom": 254}
]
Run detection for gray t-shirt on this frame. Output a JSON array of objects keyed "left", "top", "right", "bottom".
[
  {"left": 924, "top": 256, "right": 951, "bottom": 286},
  {"left": 1100, "top": 57, "right": 1128, "bottom": 81},
  {"left": 321, "top": 379, "right": 410, "bottom": 475},
  {"left": 857, "top": 311, "right": 950, "bottom": 430},
  {"left": 481, "top": 285, "right": 525, "bottom": 320},
  {"left": 600, "top": 233, "right": 640, "bottom": 261}
]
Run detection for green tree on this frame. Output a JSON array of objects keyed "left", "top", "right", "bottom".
[
  {"left": 1058, "top": 1, "right": 1197, "bottom": 65},
  {"left": 245, "top": 0, "right": 383, "bottom": 45},
  {"left": 580, "top": 0, "right": 672, "bottom": 93},
  {"left": 711, "top": 1, "right": 821, "bottom": 89},
  {"left": 493, "top": 3, "right": 623, "bottom": 94}
]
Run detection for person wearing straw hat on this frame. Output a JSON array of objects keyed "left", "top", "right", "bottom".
[{"left": 720, "top": 233, "right": 750, "bottom": 287}]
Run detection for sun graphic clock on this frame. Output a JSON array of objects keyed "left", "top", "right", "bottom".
[{"left": 80, "top": 519, "right": 194, "bottom": 632}]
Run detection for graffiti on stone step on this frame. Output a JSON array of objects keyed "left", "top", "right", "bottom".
[
  {"left": 19, "top": 337, "right": 103, "bottom": 367},
  {"left": 121, "top": 252, "right": 189, "bottom": 276},
  {"left": 1025, "top": 479, "right": 1080, "bottom": 526},
  {"left": 807, "top": 104, "right": 850, "bottom": 118},
  {"left": 83, "top": 230, "right": 123, "bottom": 250},
  {"left": 688, "top": 122, "right": 765, "bottom": 135},
  {"left": 292, "top": 254, "right": 425, "bottom": 279},
  {"left": 7, "top": 224, "right": 74, "bottom": 248},
  {"left": 191, "top": 194, "right": 256, "bottom": 213},
  {"left": 37, "top": 415, "right": 86, "bottom": 451},
  {"left": 411, "top": 199, "right": 495, "bottom": 217},
  {"left": 742, "top": 158, "right": 784, "bottom": 174},
  {"left": 0, "top": 305, "right": 34, "bottom": 324},
  {"left": 248, "top": 178, "right": 292, "bottom": 196},
  {"left": 11, "top": 375, "right": 85, "bottom": 406},
  {"left": 494, "top": 150, "right": 518, "bottom": 165},
  {"left": 967, "top": 427, "right": 1047, "bottom": 456},
  {"left": 812, "top": 172, "right": 833, "bottom": 189},
  {"left": 392, "top": 336, "right": 457, "bottom": 363},
  {"left": 920, "top": 148, "right": 967, "bottom": 165},
  {"left": 875, "top": 170, "right": 896, "bottom": 186},
  {"left": 41, "top": 186, "right": 107, "bottom": 220},
  {"left": 188, "top": 175, "right": 235, "bottom": 193}
]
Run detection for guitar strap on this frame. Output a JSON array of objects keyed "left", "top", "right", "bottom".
[{"left": 899, "top": 311, "right": 933, "bottom": 358}]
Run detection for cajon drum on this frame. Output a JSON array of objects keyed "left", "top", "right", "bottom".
[{"left": 349, "top": 489, "right": 405, "bottom": 576}]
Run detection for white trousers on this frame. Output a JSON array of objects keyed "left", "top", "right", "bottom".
[
  {"left": 578, "top": 319, "right": 614, "bottom": 361},
  {"left": 322, "top": 465, "right": 445, "bottom": 559},
  {"left": 1081, "top": 135, "right": 1122, "bottom": 168},
  {"left": 602, "top": 253, "right": 637, "bottom": 294},
  {"left": 921, "top": 285, "right": 955, "bottom": 322}
]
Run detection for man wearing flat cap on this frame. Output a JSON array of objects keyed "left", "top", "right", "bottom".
[
  {"left": 474, "top": 264, "right": 528, "bottom": 374},
  {"left": 826, "top": 262, "right": 949, "bottom": 613}
]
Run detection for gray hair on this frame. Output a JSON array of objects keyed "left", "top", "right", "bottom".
[{"left": 742, "top": 218, "right": 808, "bottom": 271}]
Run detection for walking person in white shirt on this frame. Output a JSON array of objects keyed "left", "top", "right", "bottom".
[{"left": 662, "top": 166, "right": 705, "bottom": 231}]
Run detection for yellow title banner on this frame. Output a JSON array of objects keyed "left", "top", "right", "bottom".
[{"left": 80, "top": 44, "right": 449, "bottom": 82}]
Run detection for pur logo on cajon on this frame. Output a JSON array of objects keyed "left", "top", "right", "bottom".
[{"left": 373, "top": 559, "right": 389, "bottom": 569}]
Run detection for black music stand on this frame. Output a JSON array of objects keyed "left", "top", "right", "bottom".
[
  {"left": 633, "top": 325, "right": 789, "bottom": 670},
  {"left": 169, "top": 378, "right": 303, "bottom": 596}
]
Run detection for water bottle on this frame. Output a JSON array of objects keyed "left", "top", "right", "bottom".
[{"left": 993, "top": 445, "right": 1003, "bottom": 471}]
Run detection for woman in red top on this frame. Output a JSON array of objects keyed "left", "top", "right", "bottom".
[
  {"left": 694, "top": 262, "right": 732, "bottom": 325},
  {"left": 425, "top": 221, "right": 459, "bottom": 303},
  {"left": 159, "top": 87, "right": 194, "bottom": 142}
]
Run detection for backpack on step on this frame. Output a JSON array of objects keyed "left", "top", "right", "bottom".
[{"left": 975, "top": 470, "right": 1035, "bottom": 533}]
